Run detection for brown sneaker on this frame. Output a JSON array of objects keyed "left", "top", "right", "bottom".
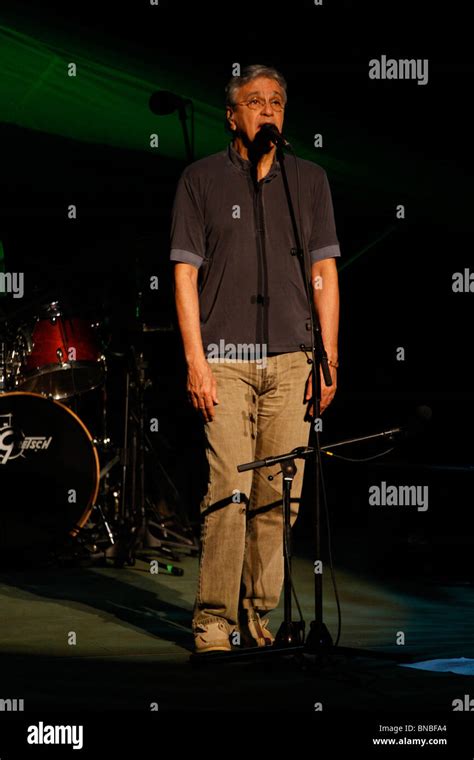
[
  {"left": 193, "top": 619, "right": 232, "bottom": 654},
  {"left": 239, "top": 609, "right": 275, "bottom": 648}
]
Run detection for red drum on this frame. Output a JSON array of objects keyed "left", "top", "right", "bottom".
[
  {"left": 17, "top": 302, "right": 105, "bottom": 400},
  {"left": 0, "top": 392, "right": 99, "bottom": 557}
]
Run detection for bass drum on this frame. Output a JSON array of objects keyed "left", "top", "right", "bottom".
[{"left": 0, "top": 392, "right": 99, "bottom": 562}]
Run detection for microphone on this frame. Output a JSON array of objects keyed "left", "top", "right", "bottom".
[
  {"left": 149, "top": 90, "right": 191, "bottom": 115},
  {"left": 258, "top": 123, "right": 292, "bottom": 150},
  {"left": 383, "top": 405, "right": 433, "bottom": 440}
]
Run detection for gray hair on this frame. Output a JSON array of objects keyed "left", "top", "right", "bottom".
[{"left": 225, "top": 64, "right": 288, "bottom": 107}]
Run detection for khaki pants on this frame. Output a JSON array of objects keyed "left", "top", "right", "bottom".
[{"left": 193, "top": 351, "right": 311, "bottom": 630}]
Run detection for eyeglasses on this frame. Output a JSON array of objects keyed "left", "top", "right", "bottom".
[{"left": 236, "top": 96, "right": 285, "bottom": 112}]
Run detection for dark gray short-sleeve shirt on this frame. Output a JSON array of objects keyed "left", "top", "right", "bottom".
[{"left": 170, "top": 143, "right": 340, "bottom": 355}]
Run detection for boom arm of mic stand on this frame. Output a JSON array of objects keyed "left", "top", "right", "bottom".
[
  {"left": 238, "top": 428, "right": 405, "bottom": 472},
  {"left": 321, "top": 428, "right": 403, "bottom": 451},
  {"left": 237, "top": 446, "right": 315, "bottom": 472}
]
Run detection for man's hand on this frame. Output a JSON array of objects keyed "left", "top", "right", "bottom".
[
  {"left": 187, "top": 359, "right": 219, "bottom": 423},
  {"left": 304, "top": 364, "right": 337, "bottom": 417}
]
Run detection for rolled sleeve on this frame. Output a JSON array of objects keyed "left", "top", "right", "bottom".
[
  {"left": 169, "top": 170, "right": 206, "bottom": 266},
  {"left": 308, "top": 171, "right": 341, "bottom": 262},
  {"left": 310, "top": 243, "right": 341, "bottom": 263},
  {"left": 170, "top": 248, "right": 204, "bottom": 268}
]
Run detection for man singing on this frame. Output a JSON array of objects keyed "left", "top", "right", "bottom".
[{"left": 170, "top": 64, "right": 340, "bottom": 654}]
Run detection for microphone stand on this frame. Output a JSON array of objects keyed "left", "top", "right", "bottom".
[
  {"left": 275, "top": 139, "right": 333, "bottom": 655},
  {"left": 275, "top": 142, "right": 415, "bottom": 663},
  {"left": 178, "top": 101, "right": 194, "bottom": 163}
]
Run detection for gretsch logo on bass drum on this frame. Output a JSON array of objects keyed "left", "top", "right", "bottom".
[{"left": 0, "top": 413, "right": 53, "bottom": 465}]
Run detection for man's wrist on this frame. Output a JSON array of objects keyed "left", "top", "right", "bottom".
[
  {"left": 326, "top": 348, "right": 339, "bottom": 368},
  {"left": 186, "top": 352, "right": 207, "bottom": 368}
]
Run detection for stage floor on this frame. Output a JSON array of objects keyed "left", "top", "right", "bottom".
[{"left": 0, "top": 542, "right": 472, "bottom": 714}]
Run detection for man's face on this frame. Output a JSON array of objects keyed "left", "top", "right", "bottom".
[{"left": 227, "top": 76, "right": 285, "bottom": 144}]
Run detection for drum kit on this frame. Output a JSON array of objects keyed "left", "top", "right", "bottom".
[{"left": 0, "top": 295, "right": 197, "bottom": 568}]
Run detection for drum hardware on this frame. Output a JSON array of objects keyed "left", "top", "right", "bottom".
[
  {"left": 93, "top": 503, "right": 115, "bottom": 546},
  {"left": 104, "top": 275, "right": 198, "bottom": 569},
  {"left": 1, "top": 322, "right": 28, "bottom": 392},
  {"left": 0, "top": 340, "right": 6, "bottom": 392},
  {"left": 145, "top": 512, "right": 197, "bottom": 554},
  {"left": 140, "top": 436, "right": 197, "bottom": 555},
  {"left": 98, "top": 447, "right": 119, "bottom": 474}
]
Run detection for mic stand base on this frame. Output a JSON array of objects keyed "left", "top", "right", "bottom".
[
  {"left": 303, "top": 619, "right": 334, "bottom": 654},
  {"left": 274, "top": 619, "right": 306, "bottom": 647}
]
